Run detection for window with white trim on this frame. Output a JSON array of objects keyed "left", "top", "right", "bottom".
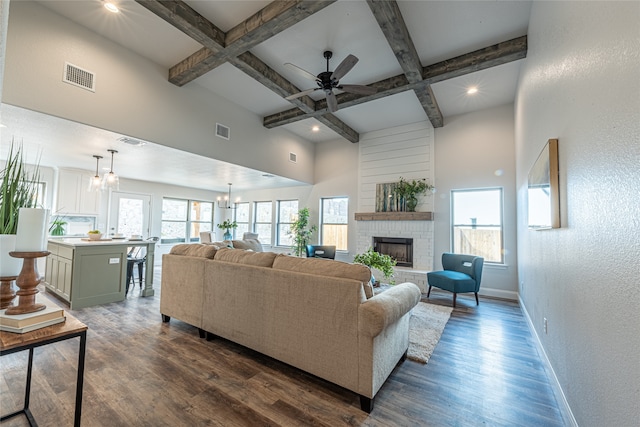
[
  {"left": 253, "top": 201, "right": 273, "bottom": 245},
  {"left": 234, "top": 202, "right": 249, "bottom": 239},
  {"left": 451, "top": 188, "right": 503, "bottom": 263},
  {"left": 277, "top": 200, "right": 298, "bottom": 246},
  {"left": 161, "top": 198, "right": 213, "bottom": 244},
  {"left": 320, "top": 197, "right": 348, "bottom": 251}
]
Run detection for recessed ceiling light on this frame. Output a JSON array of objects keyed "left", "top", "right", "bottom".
[
  {"left": 104, "top": 2, "right": 119, "bottom": 13},
  {"left": 467, "top": 86, "right": 478, "bottom": 95},
  {"left": 311, "top": 125, "right": 320, "bottom": 132}
]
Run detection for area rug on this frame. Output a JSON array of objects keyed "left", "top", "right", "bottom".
[{"left": 407, "top": 302, "right": 453, "bottom": 364}]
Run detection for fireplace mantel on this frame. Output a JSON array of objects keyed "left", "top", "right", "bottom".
[{"left": 354, "top": 212, "right": 433, "bottom": 221}]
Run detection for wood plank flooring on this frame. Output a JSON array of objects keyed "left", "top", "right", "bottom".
[{"left": 1, "top": 272, "right": 566, "bottom": 426}]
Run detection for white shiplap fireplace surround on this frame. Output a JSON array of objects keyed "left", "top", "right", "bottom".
[{"left": 356, "top": 122, "right": 435, "bottom": 292}]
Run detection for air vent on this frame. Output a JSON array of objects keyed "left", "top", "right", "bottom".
[
  {"left": 118, "top": 137, "right": 146, "bottom": 147},
  {"left": 216, "top": 123, "right": 230, "bottom": 140},
  {"left": 289, "top": 152, "right": 297, "bottom": 163},
  {"left": 63, "top": 62, "right": 95, "bottom": 92}
]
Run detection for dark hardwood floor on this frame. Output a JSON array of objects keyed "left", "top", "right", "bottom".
[{"left": 1, "top": 271, "right": 566, "bottom": 426}]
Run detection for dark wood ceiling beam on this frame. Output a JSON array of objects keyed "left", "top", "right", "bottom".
[
  {"left": 366, "top": 0, "right": 443, "bottom": 127},
  {"left": 423, "top": 35, "right": 528, "bottom": 83},
  {"left": 154, "top": 0, "right": 335, "bottom": 86},
  {"left": 263, "top": 36, "right": 527, "bottom": 128}
]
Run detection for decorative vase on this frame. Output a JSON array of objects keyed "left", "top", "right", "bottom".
[
  {"left": 223, "top": 229, "right": 232, "bottom": 240},
  {"left": 406, "top": 196, "right": 418, "bottom": 212},
  {"left": 0, "top": 234, "right": 22, "bottom": 277}
]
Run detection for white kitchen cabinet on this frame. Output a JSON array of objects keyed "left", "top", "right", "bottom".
[{"left": 56, "top": 169, "right": 100, "bottom": 215}]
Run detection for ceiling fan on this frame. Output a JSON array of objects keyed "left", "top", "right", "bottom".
[{"left": 284, "top": 51, "right": 377, "bottom": 113}]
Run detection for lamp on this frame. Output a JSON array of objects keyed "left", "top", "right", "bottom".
[
  {"left": 217, "top": 183, "right": 237, "bottom": 209},
  {"left": 88, "top": 155, "right": 103, "bottom": 192},
  {"left": 102, "top": 149, "right": 119, "bottom": 190}
]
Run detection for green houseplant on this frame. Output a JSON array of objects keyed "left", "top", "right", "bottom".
[
  {"left": 49, "top": 217, "right": 67, "bottom": 236},
  {"left": 393, "top": 177, "right": 434, "bottom": 212},
  {"left": 217, "top": 219, "right": 237, "bottom": 240},
  {"left": 353, "top": 247, "right": 397, "bottom": 285},
  {"left": 1, "top": 142, "right": 41, "bottom": 276},
  {"left": 290, "top": 207, "right": 317, "bottom": 257}
]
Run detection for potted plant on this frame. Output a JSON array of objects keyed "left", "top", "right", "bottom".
[
  {"left": 289, "top": 207, "right": 317, "bottom": 257},
  {"left": 393, "top": 177, "right": 434, "bottom": 212},
  {"left": 353, "top": 247, "right": 397, "bottom": 286},
  {"left": 49, "top": 217, "right": 67, "bottom": 236},
  {"left": 217, "top": 219, "right": 237, "bottom": 241},
  {"left": 0, "top": 142, "right": 41, "bottom": 276}
]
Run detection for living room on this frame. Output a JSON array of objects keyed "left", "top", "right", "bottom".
[{"left": 1, "top": 1, "right": 638, "bottom": 426}]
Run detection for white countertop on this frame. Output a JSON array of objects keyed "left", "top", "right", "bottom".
[{"left": 48, "top": 238, "right": 155, "bottom": 247}]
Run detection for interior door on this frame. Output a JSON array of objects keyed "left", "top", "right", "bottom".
[{"left": 109, "top": 192, "right": 151, "bottom": 238}]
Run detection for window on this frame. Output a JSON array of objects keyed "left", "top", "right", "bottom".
[
  {"left": 234, "top": 202, "right": 250, "bottom": 238},
  {"left": 253, "top": 201, "right": 273, "bottom": 245},
  {"left": 277, "top": 200, "right": 298, "bottom": 246},
  {"left": 451, "top": 188, "right": 503, "bottom": 263},
  {"left": 321, "top": 197, "right": 348, "bottom": 251},
  {"left": 161, "top": 198, "right": 213, "bottom": 244}
]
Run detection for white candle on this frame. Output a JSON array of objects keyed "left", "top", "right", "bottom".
[{"left": 15, "top": 208, "right": 50, "bottom": 252}]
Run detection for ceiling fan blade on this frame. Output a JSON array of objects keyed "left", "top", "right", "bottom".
[
  {"left": 285, "top": 87, "right": 318, "bottom": 100},
  {"left": 284, "top": 63, "right": 320, "bottom": 83},
  {"left": 326, "top": 91, "right": 338, "bottom": 113},
  {"left": 331, "top": 54, "right": 358, "bottom": 81},
  {"left": 338, "top": 84, "right": 377, "bottom": 95}
]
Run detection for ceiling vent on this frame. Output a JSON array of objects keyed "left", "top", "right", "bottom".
[
  {"left": 63, "top": 62, "right": 95, "bottom": 92},
  {"left": 118, "top": 136, "right": 146, "bottom": 147},
  {"left": 289, "top": 152, "right": 297, "bottom": 163},
  {"left": 216, "top": 123, "right": 230, "bottom": 140}
]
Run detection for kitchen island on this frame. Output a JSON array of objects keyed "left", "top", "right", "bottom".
[{"left": 44, "top": 238, "right": 156, "bottom": 309}]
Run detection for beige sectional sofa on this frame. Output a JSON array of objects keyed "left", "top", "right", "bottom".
[{"left": 160, "top": 243, "right": 421, "bottom": 412}]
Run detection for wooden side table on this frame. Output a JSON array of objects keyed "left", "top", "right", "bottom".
[{"left": 0, "top": 312, "right": 88, "bottom": 427}]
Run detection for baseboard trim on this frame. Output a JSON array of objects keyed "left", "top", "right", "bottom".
[
  {"left": 479, "top": 287, "right": 518, "bottom": 301},
  {"left": 519, "top": 296, "right": 579, "bottom": 427}
]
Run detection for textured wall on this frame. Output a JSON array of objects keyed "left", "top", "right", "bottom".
[{"left": 515, "top": 2, "right": 640, "bottom": 426}]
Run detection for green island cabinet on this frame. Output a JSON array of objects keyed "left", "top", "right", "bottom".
[{"left": 44, "top": 239, "right": 155, "bottom": 309}]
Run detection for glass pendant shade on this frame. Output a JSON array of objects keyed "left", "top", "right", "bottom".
[
  {"left": 101, "top": 149, "right": 119, "bottom": 190},
  {"left": 88, "top": 155, "right": 103, "bottom": 192}
]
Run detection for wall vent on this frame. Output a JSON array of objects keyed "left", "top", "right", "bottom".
[
  {"left": 289, "top": 152, "right": 297, "bottom": 163},
  {"left": 216, "top": 123, "right": 230, "bottom": 140},
  {"left": 63, "top": 62, "right": 95, "bottom": 92}
]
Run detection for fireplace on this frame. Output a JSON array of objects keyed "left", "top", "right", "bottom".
[{"left": 373, "top": 237, "right": 413, "bottom": 268}]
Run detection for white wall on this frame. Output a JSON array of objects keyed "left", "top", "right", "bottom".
[
  {"left": 434, "top": 104, "right": 518, "bottom": 299},
  {"left": 516, "top": 2, "right": 640, "bottom": 426},
  {"left": 3, "top": 0, "right": 315, "bottom": 184}
]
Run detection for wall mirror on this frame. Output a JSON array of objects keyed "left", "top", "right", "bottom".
[{"left": 528, "top": 138, "right": 560, "bottom": 229}]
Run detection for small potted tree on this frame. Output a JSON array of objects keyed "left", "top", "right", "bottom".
[
  {"left": 217, "top": 220, "right": 237, "bottom": 241},
  {"left": 353, "top": 247, "right": 397, "bottom": 286},
  {"left": 290, "top": 207, "right": 317, "bottom": 257}
]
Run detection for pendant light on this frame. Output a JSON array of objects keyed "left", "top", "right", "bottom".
[
  {"left": 101, "top": 149, "right": 119, "bottom": 190},
  {"left": 88, "top": 155, "right": 103, "bottom": 192},
  {"left": 217, "top": 183, "right": 237, "bottom": 209}
]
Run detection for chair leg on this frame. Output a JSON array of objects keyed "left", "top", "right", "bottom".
[
  {"left": 475, "top": 292, "right": 479, "bottom": 305},
  {"left": 137, "top": 262, "right": 144, "bottom": 289},
  {"left": 453, "top": 293, "right": 457, "bottom": 308},
  {"left": 427, "top": 285, "right": 432, "bottom": 298},
  {"left": 126, "top": 262, "right": 133, "bottom": 295}
]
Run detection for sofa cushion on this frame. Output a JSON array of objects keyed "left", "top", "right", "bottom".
[
  {"left": 169, "top": 243, "right": 217, "bottom": 259},
  {"left": 231, "top": 239, "right": 263, "bottom": 252},
  {"left": 272, "top": 254, "right": 373, "bottom": 297},
  {"left": 214, "top": 247, "right": 277, "bottom": 267}
]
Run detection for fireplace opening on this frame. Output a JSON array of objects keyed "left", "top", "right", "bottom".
[{"left": 373, "top": 237, "right": 413, "bottom": 268}]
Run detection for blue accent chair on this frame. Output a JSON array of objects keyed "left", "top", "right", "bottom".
[{"left": 427, "top": 253, "right": 484, "bottom": 307}]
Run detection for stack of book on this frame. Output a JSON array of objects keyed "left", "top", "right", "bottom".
[{"left": 0, "top": 304, "right": 66, "bottom": 334}]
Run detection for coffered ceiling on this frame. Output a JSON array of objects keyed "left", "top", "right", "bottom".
[{"left": 1, "top": 0, "right": 531, "bottom": 190}]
